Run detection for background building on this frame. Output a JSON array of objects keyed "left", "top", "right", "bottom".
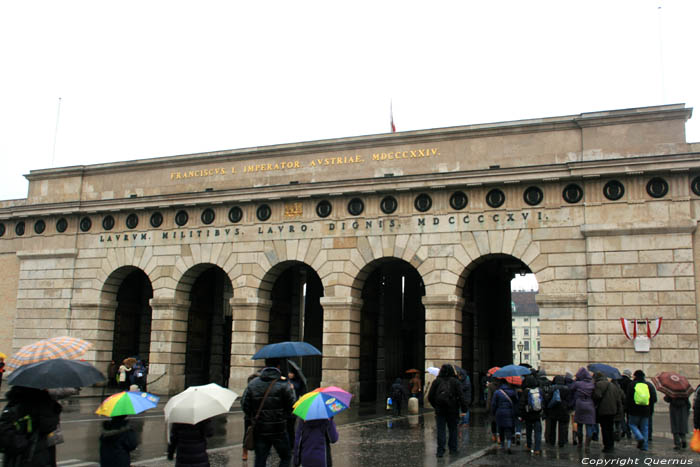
[{"left": 512, "top": 290, "right": 540, "bottom": 369}]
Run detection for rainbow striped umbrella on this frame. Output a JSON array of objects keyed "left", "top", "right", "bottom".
[
  {"left": 293, "top": 386, "right": 353, "bottom": 421},
  {"left": 6, "top": 336, "right": 92, "bottom": 370},
  {"left": 96, "top": 391, "right": 160, "bottom": 417}
]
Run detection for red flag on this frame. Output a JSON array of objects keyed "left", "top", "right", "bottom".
[{"left": 390, "top": 101, "right": 396, "bottom": 133}]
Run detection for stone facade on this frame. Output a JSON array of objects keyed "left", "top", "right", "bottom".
[{"left": 0, "top": 104, "right": 699, "bottom": 396}]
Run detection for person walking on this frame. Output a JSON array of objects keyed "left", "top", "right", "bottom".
[
  {"left": 409, "top": 372, "right": 423, "bottom": 407},
  {"left": 292, "top": 417, "right": 339, "bottom": 467},
  {"left": 626, "top": 370, "right": 657, "bottom": 451},
  {"left": 665, "top": 393, "right": 690, "bottom": 449},
  {"left": 117, "top": 360, "right": 130, "bottom": 391},
  {"left": 485, "top": 375, "right": 500, "bottom": 443},
  {"left": 619, "top": 369, "right": 633, "bottom": 439},
  {"left": 167, "top": 419, "right": 214, "bottom": 466},
  {"left": 572, "top": 367, "right": 596, "bottom": 449},
  {"left": 390, "top": 378, "right": 407, "bottom": 416},
  {"left": 0, "top": 386, "right": 63, "bottom": 467},
  {"left": 241, "top": 358, "right": 296, "bottom": 467},
  {"left": 592, "top": 371, "right": 619, "bottom": 453},
  {"left": 544, "top": 375, "right": 572, "bottom": 447},
  {"left": 455, "top": 366, "right": 472, "bottom": 426},
  {"left": 518, "top": 374, "right": 544, "bottom": 455},
  {"left": 242, "top": 372, "right": 259, "bottom": 461},
  {"left": 427, "top": 363, "right": 468, "bottom": 457},
  {"left": 99, "top": 415, "right": 139, "bottom": 467},
  {"left": 491, "top": 380, "right": 518, "bottom": 454}
]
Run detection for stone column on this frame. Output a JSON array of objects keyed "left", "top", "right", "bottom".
[
  {"left": 229, "top": 297, "right": 271, "bottom": 394},
  {"left": 148, "top": 297, "right": 190, "bottom": 395},
  {"left": 424, "top": 294, "right": 464, "bottom": 368},
  {"left": 69, "top": 299, "right": 116, "bottom": 377},
  {"left": 319, "top": 296, "right": 361, "bottom": 396},
  {"left": 537, "top": 293, "right": 589, "bottom": 376}
]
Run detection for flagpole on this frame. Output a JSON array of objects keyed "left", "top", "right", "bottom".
[
  {"left": 51, "top": 97, "right": 62, "bottom": 167},
  {"left": 390, "top": 99, "right": 396, "bottom": 133}
]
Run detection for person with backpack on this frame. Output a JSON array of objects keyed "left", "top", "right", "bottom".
[
  {"left": 544, "top": 375, "right": 572, "bottom": 447},
  {"left": 592, "top": 372, "right": 619, "bottom": 453},
  {"left": 619, "top": 369, "right": 633, "bottom": 439},
  {"left": 572, "top": 367, "right": 596, "bottom": 449},
  {"left": 454, "top": 366, "right": 472, "bottom": 426},
  {"left": 0, "top": 386, "right": 62, "bottom": 467},
  {"left": 427, "top": 363, "right": 468, "bottom": 457},
  {"left": 626, "top": 369, "right": 657, "bottom": 451},
  {"left": 390, "top": 378, "right": 408, "bottom": 416},
  {"left": 491, "top": 379, "right": 518, "bottom": 454},
  {"left": 518, "top": 374, "right": 544, "bottom": 455}
]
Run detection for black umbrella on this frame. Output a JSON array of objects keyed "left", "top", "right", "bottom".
[
  {"left": 7, "top": 358, "right": 105, "bottom": 389},
  {"left": 251, "top": 341, "right": 322, "bottom": 360},
  {"left": 287, "top": 359, "right": 308, "bottom": 395}
]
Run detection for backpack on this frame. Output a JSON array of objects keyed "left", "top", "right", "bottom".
[
  {"left": 391, "top": 385, "right": 404, "bottom": 402},
  {"left": 633, "top": 382, "right": 650, "bottom": 406},
  {"left": 547, "top": 388, "right": 562, "bottom": 409},
  {"left": 435, "top": 380, "right": 452, "bottom": 409},
  {"left": 527, "top": 387, "right": 543, "bottom": 412},
  {"left": 0, "top": 404, "right": 34, "bottom": 456}
]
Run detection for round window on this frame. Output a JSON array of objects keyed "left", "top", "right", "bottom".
[
  {"left": 15, "top": 221, "right": 25, "bottom": 236},
  {"left": 486, "top": 189, "right": 505, "bottom": 208},
  {"left": 523, "top": 186, "right": 543, "bottom": 206},
  {"left": 449, "top": 191, "right": 468, "bottom": 210},
  {"left": 0, "top": 223, "right": 5, "bottom": 237},
  {"left": 563, "top": 183, "right": 583, "bottom": 204},
  {"left": 646, "top": 177, "right": 668, "bottom": 199},
  {"left": 150, "top": 212, "right": 163, "bottom": 228},
  {"left": 102, "top": 215, "right": 115, "bottom": 231},
  {"left": 56, "top": 218, "right": 68, "bottom": 233},
  {"left": 201, "top": 208, "right": 215, "bottom": 225},
  {"left": 126, "top": 213, "right": 139, "bottom": 229},
  {"left": 603, "top": 180, "right": 625, "bottom": 201},
  {"left": 380, "top": 196, "right": 397, "bottom": 214},
  {"left": 34, "top": 219, "right": 46, "bottom": 234},
  {"left": 347, "top": 198, "right": 364, "bottom": 216},
  {"left": 80, "top": 217, "right": 92, "bottom": 232},
  {"left": 175, "top": 210, "right": 189, "bottom": 227},
  {"left": 228, "top": 206, "right": 243, "bottom": 223},
  {"left": 691, "top": 176, "right": 700, "bottom": 197},
  {"left": 316, "top": 200, "right": 332, "bottom": 218},
  {"left": 257, "top": 204, "right": 271, "bottom": 221},
  {"left": 414, "top": 194, "right": 432, "bottom": 212}
]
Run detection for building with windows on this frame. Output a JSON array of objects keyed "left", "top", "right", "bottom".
[
  {"left": 0, "top": 104, "right": 699, "bottom": 397},
  {"left": 512, "top": 290, "right": 540, "bottom": 369}
]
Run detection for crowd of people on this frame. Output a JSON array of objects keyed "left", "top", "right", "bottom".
[{"left": 483, "top": 365, "right": 697, "bottom": 456}]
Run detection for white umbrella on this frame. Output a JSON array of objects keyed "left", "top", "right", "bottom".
[
  {"left": 426, "top": 367, "right": 440, "bottom": 377},
  {"left": 164, "top": 383, "right": 238, "bottom": 425}
]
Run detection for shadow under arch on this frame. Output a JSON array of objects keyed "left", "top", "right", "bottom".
[
  {"left": 355, "top": 257, "right": 425, "bottom": 403},
  {"left": 458, "top": 253, "right": 535, "bottom": 400},
  {"left": 176, "top": 263, "right": 234, "bottom": 388},
  {"left": 101, "top": 266, "right": 154, "bottom": 374},
  {"left": 261, "top": 260, "right": 324, "bottom": 390}
]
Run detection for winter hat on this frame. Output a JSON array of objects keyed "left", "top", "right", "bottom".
[
  {"left": 622, "top": 369, "right": 632, "bottom": 377},
  {"left": 565, "top": 371, "right": 574, "bottom": 380},
  {"left": 633, "top": 370, "right": 645, "bottom": 379}
]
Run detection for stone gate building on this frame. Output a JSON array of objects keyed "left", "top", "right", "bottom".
[{"left": 1, "top": 104, "right": 699, "bottom": 397}]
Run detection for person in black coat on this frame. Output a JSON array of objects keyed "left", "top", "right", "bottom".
[
  {"left": 390, "top": 378, "right": 408, "bottom": 416},
  {"left": 1, "top": 386, "right": 62, "bottom": 467},
  {"left": 427, "top": 364, "right": 468, "bottom": 457},
  {"left": 241, "top": 358, "right": 296, "bottom": 467},
  {"left": 518, "top": 374, "right": 544, "bottom": 454},
  {"left": 544, "top": 375, "right": 572, "bottom": 447},
  {"left": 99, "top": 415, "right": 139, "bottom": 467},
  {"left": 167, "top": 420, "right": 214, "bottom": 467}
]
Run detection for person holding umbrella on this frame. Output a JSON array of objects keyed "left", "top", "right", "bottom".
[{"left": 652, "top": 371, "right": 693, "bottom": 449}]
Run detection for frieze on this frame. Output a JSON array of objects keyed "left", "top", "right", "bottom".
[{"left": 96, "top": 209, "right": 548, "bottom": 246}]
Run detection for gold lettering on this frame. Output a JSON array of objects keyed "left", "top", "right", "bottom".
[
  {"left": 294, "top": 161, "right": 301, "bottom": 168},
  {"left": 372, "top": 153, "right": 380, "bottom": 160}
]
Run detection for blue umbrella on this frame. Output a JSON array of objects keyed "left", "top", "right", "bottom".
[
  {"left": 492, "top": 364, "right": 532, "bottom": 378},
  {"left": 251, "top": 341, "right": 322, "bottom": 360},
  {"left": 588, "top": 363, "right": 621, "bottom": 380}
]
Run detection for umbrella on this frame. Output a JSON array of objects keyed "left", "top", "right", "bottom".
[
  {"left": 6, "top": 336, "right": 92, "bottom": 370},
  {"left": 501, "top": 376, "right": 522, "bottom": 386},
  {"left": 164, "top": 383, "right": 238, "bottom": 425},
  {"left": 492, "top": 365, "right": 531, "bottom": 378},
  {"left": 96, "top": 391, "right": 160, "bottom": 417},
  {"left": 0, "top": 352, "right": 6, "bottom": 359},
  {"left": 251, "top": 341, "right": 322, "bottom": 360},
  {"left": 292, "top": 386, "right": 353, "bottom": 421},
  {"left": 405, "top": 369, "right": 421, "bottom": 374},
  {"left": 487, "top": 366, "right": 501, "bottom": 376},
  {"left": 651, "top": 372, "right": 694, "bottom": 399},
  {"left": 6, "top": 358, "right": 104, "bottom": 389},
  {"left": 588, "top": 363, "right": 621, "bottom": 380},
  {"left": 288, "top": 359, "right": 308, "bottom": 395},
  {"left": 426, "top": 367, "right": 439, "bottom": 376}
]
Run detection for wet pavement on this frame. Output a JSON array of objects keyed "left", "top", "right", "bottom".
[{"left": 1, "top": 383, "right": 698, "bottom": 466}]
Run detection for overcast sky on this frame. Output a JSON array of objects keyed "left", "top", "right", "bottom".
[{"left": 1, "top": 1, "right": 698, "bottom": 201}]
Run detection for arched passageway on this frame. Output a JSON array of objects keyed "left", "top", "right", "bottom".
[
  {"left": 268, "top": 263, "right": 324, "bottom": 390},
  {"left": 112, "top": 268, "right": 153, "bottom": 365},
  {"left": 461, "top": 254, "right": 533, "bottom": 401},
  {"left": 185, "top": 266, "right": 233, "bottom": 388},
  {"left": 359, "top": 259, "right": 425, "bottom": 403}
]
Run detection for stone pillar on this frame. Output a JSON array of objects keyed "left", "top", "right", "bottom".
[
  {"left": 537, "top": 293, "right": 589, "bottom": 376},
  {"left": 69, "top": 299, "right": 116, "bottom": 377},
  {"left": 229, "top": 297, "right": 271, "bottom": 394},
  {"left": 320, "top": 296, "right": 361, "bottom": 396},
  {"left": 424, "top": 294, "right": 464, "bottom": 368},
  {"left": 148, "top": 297, "right": 189, "bottom": 395}
]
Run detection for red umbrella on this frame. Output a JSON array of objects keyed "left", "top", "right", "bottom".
[
  {"left": 405, "top": 369, "right": 421, "bottom": 374},
  {"left": 487, "top": 366, "right": 500, "bottom": 376},
  {"left": 651, "top": 372, "right": 693, "bottom": 399}
]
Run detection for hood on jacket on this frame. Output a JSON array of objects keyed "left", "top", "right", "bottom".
[
  {"left": 575, "top": 367, "right": 591, "bottom": 381},
  {"left": 260, "top": 366, "right": 284, "bottom": 382},
  {"left": 438, "top": 364, "right": 456, "bottom": 378},
  {"left": 553, "top": 375, "right": 566, "bottom": 385},
  {"left": 593, "top": 372, "right": 608, "bottom": 382},
  {"left": 523, "top": 375, "right": 538, "bottom": 389}
]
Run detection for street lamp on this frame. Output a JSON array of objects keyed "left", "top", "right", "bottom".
[{"left": 517, "top": 341, "right": 524, "bottom": 365}]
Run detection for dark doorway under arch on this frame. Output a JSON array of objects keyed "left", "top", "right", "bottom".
[
  {"left": 185, "top": 266, "right": 233, "bottom": 388},
  {"left": 112, "top": 269, "right": 153, "bottom": 365},
  {"left": 268, "top": 263, "right": 324, "bottom": 390},
  {"left": 359, "top": 260, "right": 425, "bottom": 403},
  {"left": 461, "top": 254, "right": 532, "bottom": 401}
]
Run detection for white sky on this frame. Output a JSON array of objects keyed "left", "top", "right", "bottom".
[{"left": 1, "top": 1, "right": 699, "bottom": 201}]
